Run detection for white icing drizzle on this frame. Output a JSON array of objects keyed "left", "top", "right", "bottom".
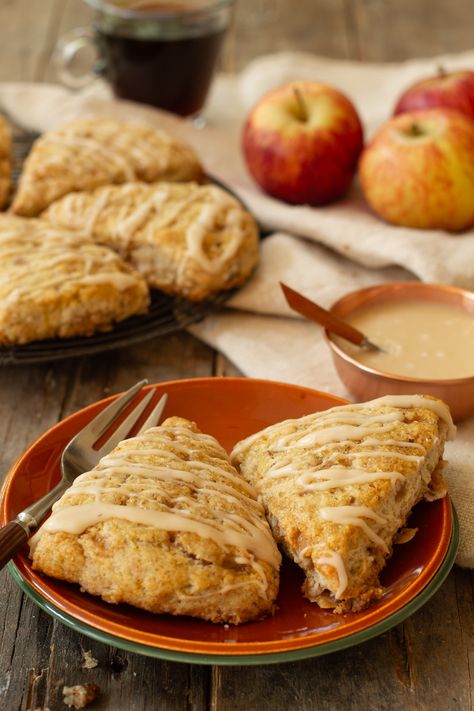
[
  {"left": 32, "top": 425, "right": 281, "bottom": 569},
  {"left": 294, "top": 467, "right": 404, "bottom": 491},
  {"left": 45, "top": 136, "right": 136, "bottom": 180},
  {"left": 274, "top": 417, "right": 404, "bottom": 451},
  {"left": 47, "top": 182, "right": 248, "bottom": 276},
  {"left": 185, "top": 190, "right": 244, "bottom": 274},
  {"left": 350, "top": 450, "right": 422, "bottom": 462},
  {"left": 230, "top": 394, "right": 454, "bottom": 583},
  {"left": 320, "top": 506, "right": 389, "bottom": 553},
  {"left": 0, "top": 216, "right": 140, "bottom": 306},
  {"left": 115, "top": 194, "right": 168, "bottom": 243},
  {"left": 315, "top": 551, "right": 348, "bottom": 599},
  {"left": 362, "top": 437, "right": 425, "bottom": 449},
  {"left": 83, "top": 187, "right": 114, "bottom": 234},
  {"left": 36, "top": 503, "right": 277, "bottom": 563},
  {"left": 231, "top": 394, "right": 455, "bottom": 461},
  {"left": 366, "top": 395, "right": 456, "bottom": 439}
]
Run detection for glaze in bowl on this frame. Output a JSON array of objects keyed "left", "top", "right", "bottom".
[{"left": 326, "top": 281, "right": 474, "bottom": 422}]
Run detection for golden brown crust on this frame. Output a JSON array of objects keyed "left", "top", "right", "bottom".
[
  {"left": 0, "top": 116, "right": 11, "bottom": 208},
  {"left": 31, "top": 417, "right": 280, "bottom": 624},
  {"left": 0, "top": 215, "right": 149, "bottom": 345},
  {"left": 42, "top": 181, "right": 259, "bottom": 301},
  {"left": 11, "top": 117, "right": 203, "bottom": 216},
  {"left": 232, "top": 396, "right": 450, "bottom": 613}
]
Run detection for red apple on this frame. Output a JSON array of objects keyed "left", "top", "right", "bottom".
[
  {"left": 393, "top": 69, "right": 474, "bottom": 123},
  {"left": 359, "top": 108, "right": 474, "bottom": 232},
  {"left": 242, "top": 81, "right": 364, "bottom": 206}
]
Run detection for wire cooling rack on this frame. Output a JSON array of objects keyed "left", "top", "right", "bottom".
[{"left": 0, "top": 128, "right": 242, "bottom": 365}]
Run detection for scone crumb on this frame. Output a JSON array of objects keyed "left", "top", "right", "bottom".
[
  {"left": 62, "top": 683, "right": 100, "bottom": 709},
  {"left": 81, "top": 650, "right": 98, "bottom": 669},
  {"left": 394, "top": 527, "right": 418, "bottom": 544}
]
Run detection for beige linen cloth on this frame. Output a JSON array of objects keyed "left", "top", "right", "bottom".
[{"left": 2, "top": 48, "right": 474, "bottom": 566}]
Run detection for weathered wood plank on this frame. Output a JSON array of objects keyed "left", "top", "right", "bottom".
[
  {"left": 212, "top": 573, "right": 471, "bottom": 711},
  {"left": 22, "top": 0, "right": 355, "bottom": 85},
  {"left": 352, "top": 0, "right": 474, "bottom": 62},
  {"left": 0, "top": 0, "right": 59, "bottom": 82},
  {"left": 222, "top": 0, "right": 353, "bottom": 72},
  {"left": 214, "top": 353, "right": 242, "bottom": 378}
]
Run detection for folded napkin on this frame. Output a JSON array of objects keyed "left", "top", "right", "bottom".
[{"left": 1, "top": 48, "right": 474, "bottom": 566}]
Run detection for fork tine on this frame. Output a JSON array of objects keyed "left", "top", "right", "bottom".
[
  {"left": 77, "top": 379, "right": 148, "bottom": 442},
  {"left": 137, "top": 393, "right": 168, "bottom": 434},
  {"left": 96, "top": 389, "right": 155, "bottom": 455}
]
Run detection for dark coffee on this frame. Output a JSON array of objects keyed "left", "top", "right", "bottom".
[{"left": 96, "top": 26, "right": 226, "bottom": 116}]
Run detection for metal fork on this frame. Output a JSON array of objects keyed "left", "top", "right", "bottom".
[{"left": 0, "top": 380, "right": 168, "bottom": 570}]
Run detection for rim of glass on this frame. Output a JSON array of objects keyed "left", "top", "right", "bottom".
[
  {"left": 7, "top": 505, "right": 459, "bottom": 666},
  {"left": 85, "top": 0, "right": 235, "bottom": 19}
]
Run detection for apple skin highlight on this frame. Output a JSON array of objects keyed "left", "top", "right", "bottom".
[
  {"left": 394, "top": 70, "right": 474, "bottom": 123},
  {"left": 359, "top": 108, "right": 474, "bottom": 232},
  {"left": 242, "top": 81, "right": 364, "bottom": 206}
]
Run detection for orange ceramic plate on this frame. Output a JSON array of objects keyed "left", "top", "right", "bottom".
[{"left": 0, "top": 378, "right": 458, "bottom": 665}]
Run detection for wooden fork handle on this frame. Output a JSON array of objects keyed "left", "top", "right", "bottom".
[{"left": 0, "top": 521, "right": 29, "bottom": 571}]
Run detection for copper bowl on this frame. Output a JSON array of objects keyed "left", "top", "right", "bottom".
[{"left": 325, "top": 282, "right": 474, "bottom": 422}]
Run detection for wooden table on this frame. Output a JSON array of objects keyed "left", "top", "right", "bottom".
[{"left": 1, "top": 1, "right": 473, "bottom": 709}]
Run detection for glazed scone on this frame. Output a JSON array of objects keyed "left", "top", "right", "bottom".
[
  {"left": 231, "top": 395, "right": 455, "bottom": 613},
  {"left": 42, "top": 181, "right": 259, "bottom": 301},
  {"left": 11, "top": 117, "right": 203, "bottom": 216},
  {"left": 30, "top": 417, "right": 281, "bottom": 624},
  {"left": 0, "top": 215, "right": 149, "bottom": 345},
  {"left": 0, "top": 115, "right": 11, "bottom": 208}
]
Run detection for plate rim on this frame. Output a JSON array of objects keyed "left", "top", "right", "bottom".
[
  {"left": 7, "top": 505, "right": 459, "bottom": 666},
  {"left": 0, "top": 376, "right": 458, "bottom": 662}
]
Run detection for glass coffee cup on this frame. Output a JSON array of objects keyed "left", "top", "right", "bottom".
[{"left": 54, "top": 0, "right": 234, "bottom": 117}]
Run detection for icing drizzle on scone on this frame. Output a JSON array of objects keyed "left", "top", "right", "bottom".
[
  {"left": 47, "top": 182, "right": 250, "bottom": 276},
  {"left": 0, "top": 215, "right": 145, "bottom": 305},
  {"left": 231, "top": 395, "right": 455, "bottom": 601},
  {"left": 11, "top": 117, "right": 202, "bottom": 216},
  {"left": 31, "top": 423, "right": 281, "bottom": 574}
]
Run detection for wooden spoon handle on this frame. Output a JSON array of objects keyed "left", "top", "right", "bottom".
[
  {"left": 280, "top": 282, "right": 366, "bottom": 346},
  {"left": 0, "top": 521, "right": 29, "bottom": 571}
]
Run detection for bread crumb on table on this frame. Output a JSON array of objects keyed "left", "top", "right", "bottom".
[
  {"left": 81, "top": 650, "right": 98, "bottom": 670},
  {"left": 62, "top": 684, "right": 100, "bottom": 709}
]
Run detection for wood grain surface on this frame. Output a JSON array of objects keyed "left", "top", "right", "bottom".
[{"left": 0, "top": 1, "right": 473, "bottom": 709}]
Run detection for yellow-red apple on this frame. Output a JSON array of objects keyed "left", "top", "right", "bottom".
[
  {"left": 359, "top": 108, "right": 474, "bottom": 232},
  {"left": 242, "top": 81, "right": 364, "bottom": 206},
  {"left": 393, "top": 69, "right": 474, "bottom": 122}
]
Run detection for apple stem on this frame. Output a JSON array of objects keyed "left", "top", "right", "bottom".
[
  {"left": 293, "top": 86, "right": 308, "bottom": 122},
  {"left": 437, "top": 63, "right": 447, "bottom": 78},
  {"left": 409, "top": 122, "right": 425, "bottom": 137}
]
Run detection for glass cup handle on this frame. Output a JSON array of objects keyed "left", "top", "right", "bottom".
[{"left": 52, "top": 27, "right": 100, "bottom": 90}]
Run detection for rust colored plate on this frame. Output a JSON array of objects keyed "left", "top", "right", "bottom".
[{"left": 0, "top": 378, "right": 454, "bottom": 660}]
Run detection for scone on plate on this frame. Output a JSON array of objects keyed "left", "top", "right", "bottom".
[
  {"left": 231, "top": 395, "right": 455, "bottom": 613},
  {"left": 30, "top": 417, "right": 281, "bottom": 624},
  {"left": 0, "top": 115, "right": 11, "bottom": 208},
  {"left": 0, "top": 215, "right": 149, "bottom": 345},
  {"left": 42, "top": 181, "right": 259, "bottom": 301},
  {"left": 11, "top": 117, "right": 203, "bottom": 216}
]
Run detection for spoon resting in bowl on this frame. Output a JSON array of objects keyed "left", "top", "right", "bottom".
[{"left": 280, "top": 282, "right": 384, "bottom": 353}]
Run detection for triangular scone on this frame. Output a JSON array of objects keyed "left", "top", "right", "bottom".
[
  {"left": 11, "top": 117, "right": 203, "bottom": 216},
  {"left": 0, "top": 115, "right": 11, "bottom": 209},
  {"left": 231, "top": 395, "right": 455, "bottom": 613},
  {"left": 0, "top": 215, "right": 149, "bottom": 345},
  {"left": 30, "top": 417, "right": 281, "bottom": 624},
  {"left": 42, "top": 181, "right": 259, "bottom": 301}
]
